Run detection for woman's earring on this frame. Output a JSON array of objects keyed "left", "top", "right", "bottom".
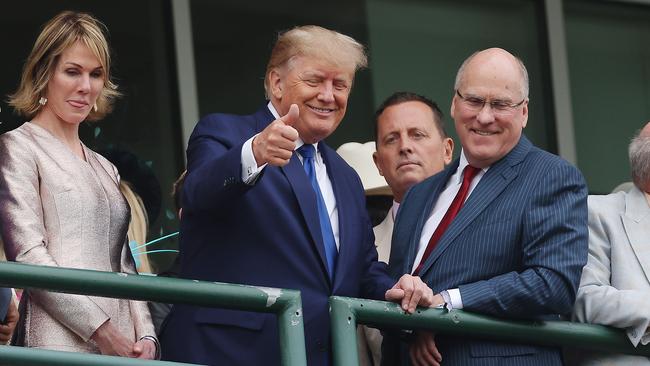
[
  {"left": 38, "top": 97, "right": 47, "bottom": 106},
  {"left": 93, "top": 104, "right": 98, "bottom": 112}
]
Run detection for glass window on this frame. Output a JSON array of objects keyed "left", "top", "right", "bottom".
[
  {"left": 189, "top": 0, "right": 375, "bottom": 148},
  {"left": 190, "top": 0, "right": 553, "bottom": 153},
  {"left": 366, "top": 0, "right": 553, "bottom": 154},
  {"left": 565, "top": 0, "right": 650, "bottom": 193}
]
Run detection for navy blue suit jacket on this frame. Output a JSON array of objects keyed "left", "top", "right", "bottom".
[
  {"left": 160, "top": 105, "right": 393, "bottom": 366},
  {"left": 384, "top": 136, "right": 588, "bottom": 366}
]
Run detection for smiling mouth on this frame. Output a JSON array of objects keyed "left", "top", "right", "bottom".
[
  {"left": 472, "top": 129, "right": 496, "bottom": 136},
  {"left": 307, "top": 104, "right": 336, "bottom": 114}
]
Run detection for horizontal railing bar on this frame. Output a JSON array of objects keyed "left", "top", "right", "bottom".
[
  {"left": 0, "top": 261, "right": 296, "bottom": 312},
  {"left": 330, "top": 296, "right": 650, "bottom": 365},
  {"left": 0, "top": 346, "right": 200, "bottom": 366},
  {"left": 0, "top": 261, "right": 306, "bottom": 366}
]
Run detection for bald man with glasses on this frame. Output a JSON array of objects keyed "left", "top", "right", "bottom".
[{"left": 383, "top": 48, "right": 589, "bottom": 366}]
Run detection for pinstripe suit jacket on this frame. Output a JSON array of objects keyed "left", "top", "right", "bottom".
[{"left": 385, "top": 136, "right": 589, "bottom": 366}]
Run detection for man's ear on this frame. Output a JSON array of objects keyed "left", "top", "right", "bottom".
[
  {"left": 450, "top": 95, "right": 457, "bottom": 120},
  {"left": 269, "top": 68, "right": 283, "bottom": 100},
  {"left": 521, "top": 100, "right": 529, "bottom": 128},
  {"left": 443, "top": 137, "right": 454, "bottom": 165},
  {"left": 372, "top": 151, "right": 384, "bottom": 176}
]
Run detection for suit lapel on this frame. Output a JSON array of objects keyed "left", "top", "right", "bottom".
[
  {"left": 280, "top": 154, "right": 331, "bottom": 283},
  {"left": 622, "top": 187, "right": 650, "bottom": 283},
  {"left": 320, "top": 144, "right": 349, "bottom": 290},
  {"left": 263, "top": 104, "right": 333, "bottom": 285},
  {"left": 256, "top": 104, "right": 330, "bottom": 283},
  {"left": 402, "top": 162, "right": 458, "bottom": 274},
  {"left": 253, "top": 103, "right": 276, "bottom": 131},
  {"left": 417, "top": 136, "right": 531, "bottom": 277}
]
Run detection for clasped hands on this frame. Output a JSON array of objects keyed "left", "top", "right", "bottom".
[
  {"left": 385, "top": 274, "right": 444, "bottom": 366},
  {"left": 91, "top": 320, "right": 157, "bottom": 359}
]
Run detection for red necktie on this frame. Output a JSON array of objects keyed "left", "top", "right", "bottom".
[{"left": 413, "top": 165, "right": 481, "bottom": 276}]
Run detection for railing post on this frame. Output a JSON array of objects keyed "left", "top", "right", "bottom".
[
  {"left": 329, "top": 296, "right": 360, "bottom": 366},
  {"left": 275, "top": 289, "right": 307, "bottom": 366}
]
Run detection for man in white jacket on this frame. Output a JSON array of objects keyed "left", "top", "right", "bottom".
[{"left": 571, "top": 121, "right": 650, "bottom": 365}]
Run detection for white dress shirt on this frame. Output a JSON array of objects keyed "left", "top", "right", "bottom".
[
  {"left": 240, "top": 102, "right": 340, "bottom": 250},
  {"left": 391, "top": 200, "right": 400, "bottom": 221},
  {"left": 411, "top": 151, "right": 489, "bottom": 309}
]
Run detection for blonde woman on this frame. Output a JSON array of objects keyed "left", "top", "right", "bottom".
[{"left": 0, "top": 11, "right": 158, "bottom": 358}]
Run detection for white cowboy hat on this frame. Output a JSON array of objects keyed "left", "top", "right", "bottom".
[{"left": 336, "top": 142, "right": 392, "bottom": 196}]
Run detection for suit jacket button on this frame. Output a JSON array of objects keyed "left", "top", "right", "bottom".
[{"left": 316, "top": 340, "right": 326, "bottom": 352}]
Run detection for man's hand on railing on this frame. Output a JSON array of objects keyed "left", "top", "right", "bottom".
[
  {"left": 385, "top": 274, "right": 437, "bottom": 314},
  {"left": 91, "top": 320, "right": 136, "bottom": 357},
  {"left": 410, "top": 331, "right": 441, "bottom": 366}
]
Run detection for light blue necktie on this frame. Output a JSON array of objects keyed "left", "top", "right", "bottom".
[{"left": 297, "top": 144, "right": 338, "bottom": 280}]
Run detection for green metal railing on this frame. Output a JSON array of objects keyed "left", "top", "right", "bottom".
[
  {"left": 0, "top": 261, "right": 306, "bottom": 366},
  {"left": 4, "top": 260, "right": 649, "bottom": 366},
  {"left": 0, "top": 347, "right": 196, "bottom": 366},
  {"left": 330, "top": 296, "right": 650, "bottom": 365}
]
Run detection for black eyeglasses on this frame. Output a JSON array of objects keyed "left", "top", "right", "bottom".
[{"left": 455, "top": 90, "right": 526, "bottom": 115}]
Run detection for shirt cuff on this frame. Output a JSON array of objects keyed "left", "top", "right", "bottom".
[
  {"left": 139, "top": 335, "right": 161, "bottom": 360},
  {"left": 441, "top": 288, "right": 463, "bottom": 310},
  {"left": 241, "top": 134, "right": 267, "bottom": 184}
]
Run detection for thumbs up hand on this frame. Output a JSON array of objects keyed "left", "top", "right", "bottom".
[{"left": 252, "top": 104, "right": 300, "bottom": 167}]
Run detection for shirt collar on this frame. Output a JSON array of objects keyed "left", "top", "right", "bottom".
[
  {"left": 267, "top": 101, "right": 280, "bottom": 119},
  {"left": 456, "top": 150, "right": 489, "bottom": 184},
  {"left": 391, "top": 200, "right": 400, "bottom": 221}
]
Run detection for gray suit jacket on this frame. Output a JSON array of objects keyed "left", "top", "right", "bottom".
[{"left": 570, "top": 187, "right": 650, "bottom": 365}]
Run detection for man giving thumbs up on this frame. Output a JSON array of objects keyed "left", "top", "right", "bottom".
[{"left": 160, "top": 25, "right": 436, "bottom": 366}]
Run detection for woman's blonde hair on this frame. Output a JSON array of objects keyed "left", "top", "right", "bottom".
[
  {"left": 120, "top": 181, "right": 153, "bottom": 274},
  {"left": 8, "top": 11, "right": 120, "bottom": 121}
]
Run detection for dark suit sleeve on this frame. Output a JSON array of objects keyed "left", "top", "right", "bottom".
[
  {"left": 354, "top": 181, "right": 394, "bottom": 300},
  {"left": 183, "top": 114, "right": 258, "bottom": 214},
  {"left": 0, "top": 288, "right": 11, "bottom": 321},
  {"left": 360, "top": 215, "right": 394, "bottom": 300},
  {"left": 459, "top": 162, "right": 588, "bottom": 317}
]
